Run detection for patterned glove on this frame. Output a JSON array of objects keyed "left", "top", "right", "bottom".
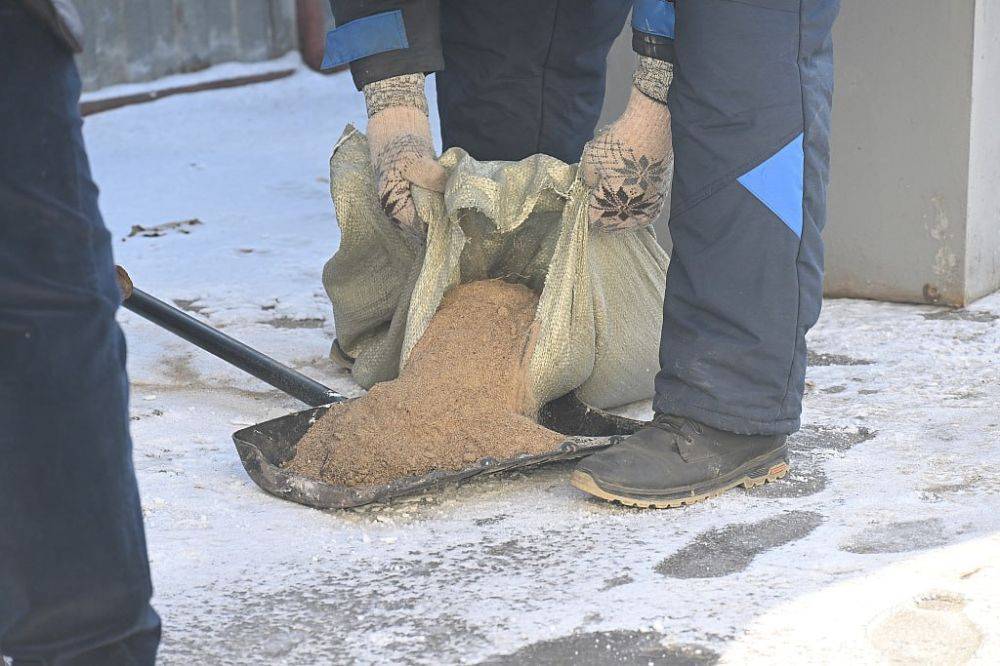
[
  {"left": 363, "top": 73, "right": 447, "bottom": 237},
  {"left": 580, "top": 57, "right": 674, "bottom": 232}
]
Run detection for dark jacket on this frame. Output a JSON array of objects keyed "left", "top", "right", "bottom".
[
  {"left": 328, "top": 0, "right": 675, "bottom": 90},
  {"left": 17, "top": 0, "right": 83, "bottom": 53}
]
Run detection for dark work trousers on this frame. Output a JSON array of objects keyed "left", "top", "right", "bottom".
[
  {"left": 655, "top": 0, "right": 839, "bottom": 435},
  {"left": 0, "top": 4, "right": 161, "bottom": 665},
  {"left": 436, "top": 0, "right": 632, "bottom": 163},
  {"left": 435, "top": 0, "right": 838, "bottom": 435}
]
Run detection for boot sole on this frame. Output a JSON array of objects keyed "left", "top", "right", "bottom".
[{"left": 570, "top": 457, "right": 790, "bottom": 509}]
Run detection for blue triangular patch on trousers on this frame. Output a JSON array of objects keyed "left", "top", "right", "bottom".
[{"left": 737, "top": 134, "right": 804, "bottom": 237}]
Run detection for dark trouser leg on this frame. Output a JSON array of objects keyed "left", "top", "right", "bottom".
[
  {"left": 0, "top": 4, "right": 160, "bottom": 664},
  {"left": 436, "top": 0, "right": 631, "bottom": 163},
  {"left": 654, "top": 0, "right": 840, "bottom": 435}
]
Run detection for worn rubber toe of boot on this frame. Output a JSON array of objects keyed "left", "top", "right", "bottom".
[{"left": 571, "top": 414, "right": 790, "bottom": 508}]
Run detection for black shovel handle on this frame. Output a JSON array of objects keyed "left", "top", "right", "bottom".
[{"left": 115, "top": 266, "right": 344, "bottom": 407}]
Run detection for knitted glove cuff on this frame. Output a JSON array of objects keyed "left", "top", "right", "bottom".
[
  {"left": 632, "top": 56, "right": 674, "bottom": 104},
  {"left": 363, "top": 73, "right": 429, "bottom": 118}
]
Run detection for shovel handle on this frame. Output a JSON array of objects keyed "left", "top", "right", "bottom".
[{"left": 115, "top": 266, "right": 344, "bottom": 407}]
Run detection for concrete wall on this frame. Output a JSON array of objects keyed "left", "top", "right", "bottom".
[
  {"left": 75, "top": 0, "right": 298, "bottom": 91},
  {"left": 966, "top": 0, "right": 1000, "bottom": 301},
  {"left": 600, "top": 1, "right": 1000, "bottom": 305},
  {"left": 825, "top": 1, "right": 977, "bottom": 305}
]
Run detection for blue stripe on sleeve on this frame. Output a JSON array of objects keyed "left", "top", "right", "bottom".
[
  {"left": 321, "top": 10, "right": 409, "bottom": 70},
  {"left": 632, "top": 0, "right": 676, "bottom": 39}
]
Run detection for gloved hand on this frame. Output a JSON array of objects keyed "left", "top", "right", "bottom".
[
  {"left": 580, "top": 57, "right": 674, "bottom": 232},
  {"left": 363, "top": 73, "right": 447, "bottom": 238}
]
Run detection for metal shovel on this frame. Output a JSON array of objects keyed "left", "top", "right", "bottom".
[{"left": 116, "top": 267, "right": 642, "bottom": 509}]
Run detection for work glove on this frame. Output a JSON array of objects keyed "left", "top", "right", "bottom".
[
  {"left": 580, "top": 56, "right": 674, "bottom": 232},
  {"left": 363, "top": 73, "right": 447, "bottom": 238}
]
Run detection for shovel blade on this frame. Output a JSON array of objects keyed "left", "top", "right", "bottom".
[{"left": 232, "top": 393, "right": 643, "bottom": 509}]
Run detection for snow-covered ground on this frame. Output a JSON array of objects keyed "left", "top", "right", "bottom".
[{"left": 85, "top": 56, "right": 1000, "bottom": 665}]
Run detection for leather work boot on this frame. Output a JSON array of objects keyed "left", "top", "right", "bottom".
[{"left": 571, "top": 414, "right": 790, "bottom": 508}]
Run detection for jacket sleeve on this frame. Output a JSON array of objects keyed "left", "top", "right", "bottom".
[
  {"left": 327, "top": 0, "right": 443, "bottom": 90},
  {"left": 631, "top": 0, "right": 675, "bottom": 63}
]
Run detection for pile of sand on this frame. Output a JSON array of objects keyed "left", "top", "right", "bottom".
[{"left": 285, "top": 280, "right": 565, "bottom": 487}]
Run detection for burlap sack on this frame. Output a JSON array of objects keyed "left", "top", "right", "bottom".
[{"left": 323, "top": 126, "right": 670, "bottom": 410}]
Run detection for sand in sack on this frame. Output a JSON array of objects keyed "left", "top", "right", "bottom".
[{"left": 285, "top": 280, "right": 565, "bottom": 487}]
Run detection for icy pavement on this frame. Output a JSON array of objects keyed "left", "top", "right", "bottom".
[{"left": 84, "top": 57, "right": 1000, "bottom": 664}]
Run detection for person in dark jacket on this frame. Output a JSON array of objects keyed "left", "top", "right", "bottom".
[
  {"left": 325, "top": 0, "right": 840, "bottom": 507},
  {"left": 0, "top": 1, "right": 161, "bottom": 662}
]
